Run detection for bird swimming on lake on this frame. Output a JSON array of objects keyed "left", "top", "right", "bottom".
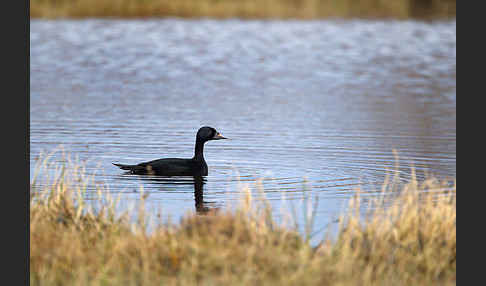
[{"left": 113, "top": 126, "right": 227, "bottom": 176}]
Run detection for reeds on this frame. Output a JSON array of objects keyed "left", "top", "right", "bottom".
[
  {"left": 30, "top": 0, "right": 456, "bottom": 19},
  {"left": 30, "top": 156, "right": 456, "bottom": 285}
]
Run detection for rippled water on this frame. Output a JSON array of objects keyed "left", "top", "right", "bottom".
[{"left": 30, "top": 19, "right": 456, "bottom": 239}]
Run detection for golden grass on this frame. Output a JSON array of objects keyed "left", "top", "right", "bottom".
[
  {"left": 30, "top": 156, "right": 456, "bottom": 285},
  {"left": 30, "top": 0, "right": 456, "bottom": 19}
]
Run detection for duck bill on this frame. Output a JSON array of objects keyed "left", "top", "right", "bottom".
[{"left": 213, "top": 132, "right": 227, "bottom": 140}]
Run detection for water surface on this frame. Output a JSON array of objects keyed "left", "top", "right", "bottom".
[{"left": 30, "top": 18, "right": 456, "bottom": 239}]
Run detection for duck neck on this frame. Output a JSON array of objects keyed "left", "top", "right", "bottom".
[{"left": 193, "top": 139, "right": 206, "bottom": 162}]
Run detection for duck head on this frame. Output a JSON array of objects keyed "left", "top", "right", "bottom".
[{"left": 197, "top": 126, "right": 227, "bottom": 142}]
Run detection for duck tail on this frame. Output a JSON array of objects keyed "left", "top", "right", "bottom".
[{"left": 112, "top": 162, "right": 136, "bottom": 171}]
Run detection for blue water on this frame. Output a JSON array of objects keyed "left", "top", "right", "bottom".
[{"left": 30, "top": 19, "right": 456, "bottom": 241}]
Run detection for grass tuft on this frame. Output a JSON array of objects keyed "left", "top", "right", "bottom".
[{"left": 30, "top": 155, "right": 455, "bottom": 285}]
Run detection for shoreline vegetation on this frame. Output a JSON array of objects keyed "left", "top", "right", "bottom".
[
  {"left": 30, "top": 156, "right": 456, "bottom": 285},
  {"left": 31, "top": 0, "right": 455, "bottom": 19}
]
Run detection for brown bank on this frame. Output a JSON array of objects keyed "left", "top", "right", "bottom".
[{"left": 31, "top": 0, "right": 455, "bottom": 19}]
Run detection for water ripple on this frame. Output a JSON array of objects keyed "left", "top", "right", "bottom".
[{"left": 31, "top": 18, "right": 456, "bottom": 236}]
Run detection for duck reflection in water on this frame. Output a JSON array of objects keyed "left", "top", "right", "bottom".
[
  {"left": 118, "top": 174, "right": 218, "bottom": 214},
  {"left": 193, "top": 176, "right": 212, "bottom": 214}
]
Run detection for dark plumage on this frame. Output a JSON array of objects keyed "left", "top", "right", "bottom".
[{"left": 113, "top": 126, "right": 227, "bottom": 176}]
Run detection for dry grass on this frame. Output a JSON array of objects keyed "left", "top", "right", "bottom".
[
  {"left": 30, "top": 0, "right": 456, "bottom": 19},
  {"left": 30, "top": 156, "right": 456, "bottom": 285}
]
